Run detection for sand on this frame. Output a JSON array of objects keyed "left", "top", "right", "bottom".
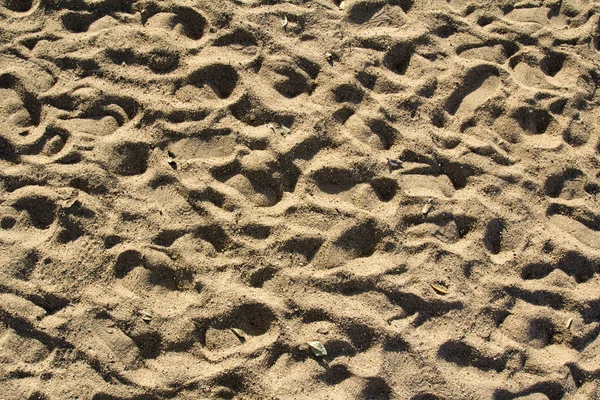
[{"left": 1, "top": 0, "right": 600, "bottom": 399}]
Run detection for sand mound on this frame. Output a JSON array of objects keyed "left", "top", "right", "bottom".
[{"left": 1, "top": 0, "right": 600, "bottom": 398}]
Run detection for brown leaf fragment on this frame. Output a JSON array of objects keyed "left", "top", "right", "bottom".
[
  {"left": 231, "top": 328, "right": 246, "bottom": 342},
  {"left": 430, "top": 284, "right": 448, "bottom": 295}
]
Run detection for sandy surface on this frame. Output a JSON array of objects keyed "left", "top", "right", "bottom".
[{"left": 1, "top": 0, "right": 600, "bottom": 399}]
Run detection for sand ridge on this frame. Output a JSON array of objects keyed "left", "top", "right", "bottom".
[{"left": 0, "top": 0, "right": 600, "bottom": 399}]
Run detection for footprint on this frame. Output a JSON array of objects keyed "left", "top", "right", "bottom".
[
  {"left": 278, "top": 234, "right": 324, "bottom": 263},
  {"left": 214, "top": 27, "right": 258, "bottom": 50},
  {"left": 332, "top": 83, "right": 364, "bottom": 104},
  {"left": 540, "top": 51, "right": 566, "bottom": 77},
  {"left": 544, "top": 168, "right": 585, "bottom": 199},
  {"left": 195, "top": 302, "right": 277, "bottom": 351},
  {"left": 186, "top": 63, "right": 239, "bottom": 99},
  {"left": 240, "top": 223, "right": 271, "bottom": 240},
  {"left": 44, "top": 88, "right": 139, "bottom": 135},
  {"left": 0, "top": 246, "right": 40, "bottom": 279},
  {"left": 213, "top": 151, "right": 299, "bottom": 208},
  {"left": 311, "top": 219, "right": 387, "bottom": 269},
  {"left": 7, "top": 187, "right": 58, "bottom": 230},
  {"left": 511, "top": 107, "right": 556, "bottom": 136},
  {"left": 370, "top": 177, "right": 398, "bottom": 202},
  {"left": 360, "top": 377, "right": 393, "bottom": 399},
  {"left": 508, "top": 53, "right": 558, "bottom": 90},
  {"left": 129, "top": 331, "right": 162, "bottom": 359},
  {"left": 106, "top": 47, "right": 180, "bottom": 74},
  {"left": 444, "top": 65, "right": 500, "bottom": 118},
  {"left": 346, "top": 1, "right": 386, "bottom": 24},
  {"left": 1, "top": 0, "right": 38, "bottom": 14},
  {"left": 229, "top": 92, "right": 295, "bottom": 127},
  {"left": 0, "top": 72, "right": 43, "bottom": 139},
  {"left": 16, "top": 125, "right": 71, "bottom": 160},
  {"left": 245, "top": 265, "right": 277, "bottom": 288},
  {"left": 369, "top": 119, "right": 398, "bottom": 150},
  {"left": 383, "top": 41, "right": 415, "bottom": 75},
  {"left": 483, "top": 217, "right": 506, "bottom": 255},
  {"left": 84, "top": 319, "right": 142, "bottom": 369},
  {"left": 563, "top": 118, "right": 591, "bottom": 147},
  {"left": 143, "top": 7, "right": 207, "bottom": 40},
  {"left": 437, "top": 340, "right": 507, "bottom": 372},
  {"left": 265, "top": 59, "right": 312, "bottom": 99},
  {"left": 385, "top": 290, "right": 463, "bottom": 325},
  {"left": 318, "top": 363, "right": 351, "bottom": 385},
  {"left": 194, "top": 224, "right": 230, "bottom": 252},
  {"left": 356, "top": 71, "right": 377, "bottom": 90},
  {"left": 505, "top": 285, "right": 565, "bottom": 309},
  {"left": 527, "top": 318, "right": 555, "bottom": 348},
  {"left": 61, "top": 11, "right": 97, "bottom": 33},
  {"left": 152, "top": 229, "right": 185, "bottom": 247},
  {"left": 500, "top": 307, "right": 557, "bottom": 349},
  {"left": 333, "top": 219, "right": 384, "bottom": 259},
  {"left": 457, "top": 42, "right": 518, "bottom": 64},
  {"left": 412, "top": 394, "right": 444, "bottom": 400},
  {"left": 546, "top": 203, "right": 600, "bottom": 249},
  {"left": 312, "top": 166, "right": 359, "bottom": 195},
  {"left": 102, "top": 140, "right": 149, "bottom": 176},
  {"left": 224, "top": 173, "right": 282, "bottom": 207},
  {"left": 113, "top": 247, "right": 191, "bottom": 290},
  {"left": 493, "top": 382, "right": 565, "bottom": 400}
]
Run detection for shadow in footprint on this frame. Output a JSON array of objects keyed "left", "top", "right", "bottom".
[
  {"left": 3, "top": 0, "right": 34, "bottom": 12},
  {"left": 544, "top": 168, "right": 582, "bottom": 198},
  {"left": 347, "top": 0, "right": 385, "bottom": 24},
  {"left": 361, "top": 377, "right": 393, "bottom": 400},
  {"left": 12, "top": 195, "right": 56, "bottom": 230},
  {"left": 444, "top": 65, "right": 500, "bottom": 116},
  {"left": 61, "top": 11, "right": 97, "bottom": 33},
  {"left": 438, "top": 340, "right": 506, "bottom": 372},
  {"left": 384, "top": 42, "right": 415, "bottom": 75},
  {"left": 334, "top": 219, "right": 383, "bottom": 259},
  {"left": 483, "top": 217, "right": 505, "bottom": 255},
  {"left": 142, "top": 6, "right": 207, "bottom": 40},
  {"left": 493, "top": 381, "right": 565, "bottom": 400},
  {"left": 188, "top": 64, "right": 239, "bottom": 98},
  {"left": 540, "top": 52, "right": 566, "bottom": 77},
  {"left": 511, "top": 107, "right": 553, "bottom": 135}
]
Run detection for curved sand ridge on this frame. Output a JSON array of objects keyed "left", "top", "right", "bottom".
[{"left": 1, "top": 0, "right": 600, "bottom": 399}]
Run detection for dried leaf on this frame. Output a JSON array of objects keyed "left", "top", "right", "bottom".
[
  {"left": 566, "top": 318, "right": 573, "bottom": 329},
  {"left": 231, "top": 328, "right": 245, "bottom": 341},
  {"left": 282, "top": 14, "right": 288, "bottom": 28},
  {"left": 307, "top": 341, "right": 327, "bottom": 357},
  {"left": 325, "top": 52, "right": 333, "bottom": 62},
  {"left": 387, "top": 158, "right": 403, "bottom": 172},
  {"left": 280, "top": 124, "right": 291, "bottom": 135},
  {"left": 430, "top": 284, "right": 448, "bottom": 295},
  {"left": 339, "top": 1, "right": 346, "bottom": 10},
  {"left": 141, "top": 310, "right": 154, "bottom": 322}
]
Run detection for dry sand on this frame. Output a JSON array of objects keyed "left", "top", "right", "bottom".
[{"left": 1, "top": 0, "right": 600, "bottom": 399}]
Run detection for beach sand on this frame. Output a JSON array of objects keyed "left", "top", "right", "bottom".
[{"left": 1, "top": 0, "right": 600, "bottom": 398}]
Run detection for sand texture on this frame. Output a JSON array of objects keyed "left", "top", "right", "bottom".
[{"left": 1, "top": 0, "right": 600, "bottom": 398}]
